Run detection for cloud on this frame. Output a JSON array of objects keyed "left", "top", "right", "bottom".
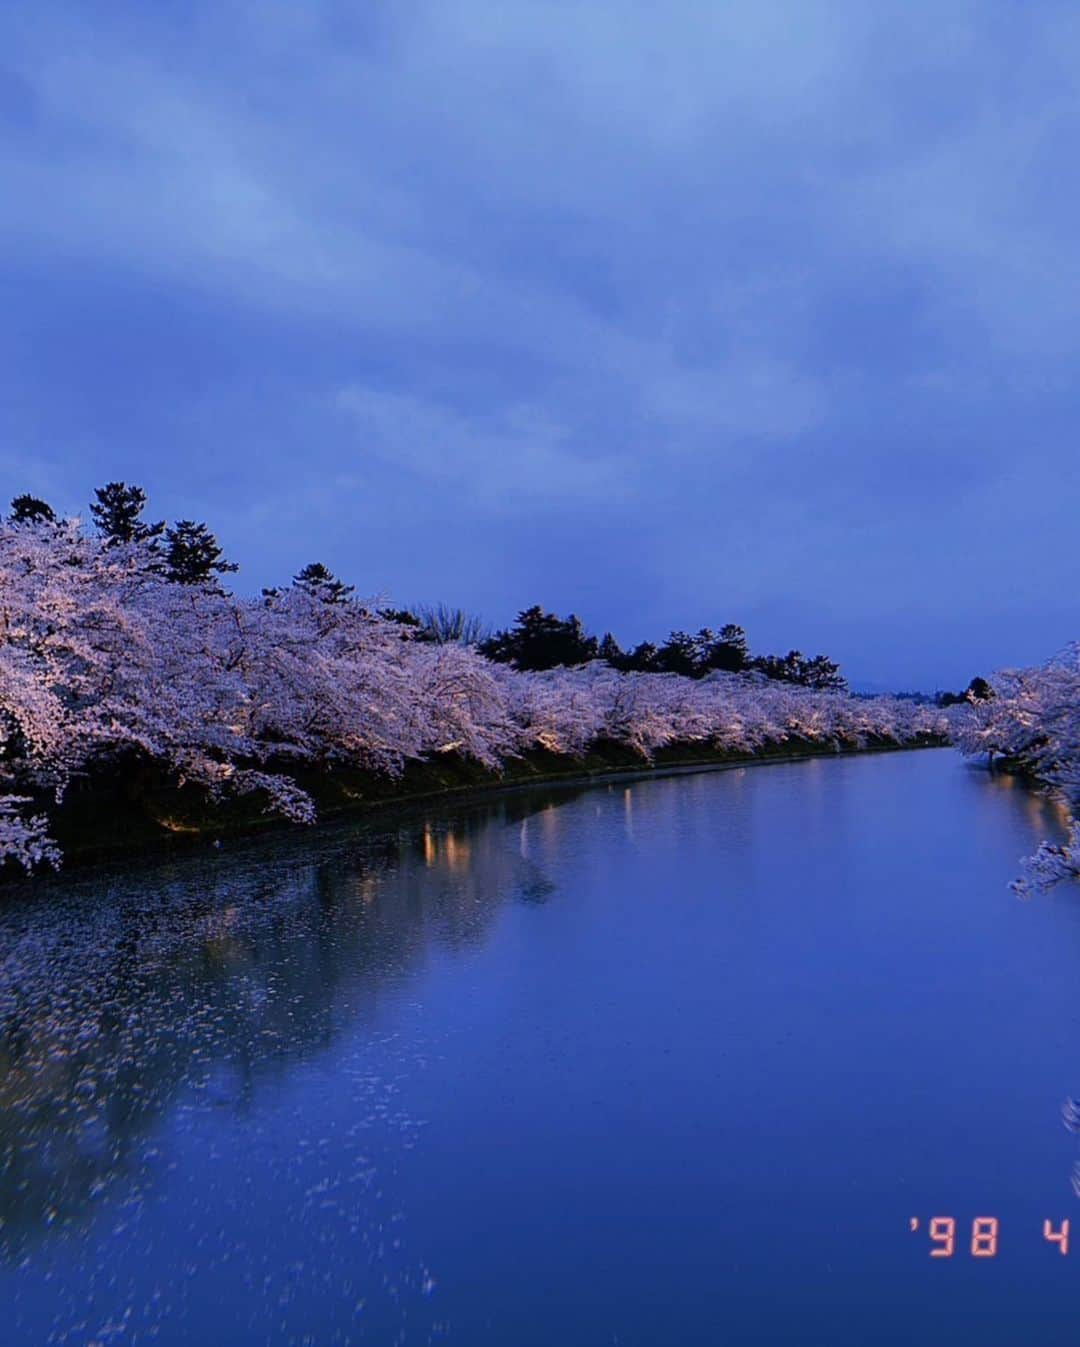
[
  {"left": 333, "top": 385, "right": 627, "bottom": 508},
  {"left": 2, "top": 0, "right": 1080, "bottom": 681}
]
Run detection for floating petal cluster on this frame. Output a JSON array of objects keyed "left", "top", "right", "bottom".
[{"left": 0, "top": 517, "right": 948, "bottom": 871}]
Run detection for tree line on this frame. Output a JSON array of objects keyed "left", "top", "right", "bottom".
[
  {"left": 13, "top": 485, "right": 240, "bottom": 587},
  {"left": 14, "top": 485, "right": 377, "bottom": 603},
  {"left": 10, "top": 485, "right": 849, "bottom": 690},
  {"left": 0, "top": 483, "right": 953, "bottom": 872},
  {"left": 477, "top": 606, "right": 847, "bottom": 690}
]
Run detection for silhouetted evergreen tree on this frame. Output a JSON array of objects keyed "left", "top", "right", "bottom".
[
  {"left": 90, "top": 483, "right": 164, "bottom": 545},
  {"left": 600, "top": 624, "right": 752, "bottom": 678},
  {"left": 753, "top": 650, "right": 807, "bottom": 683},
  {"left": 293, "top": 562, "right": 355, "bottom": 605},
  {"left": 480, "top": 606, "right": 599, "bottom": 670},
  {"left": 553, "top": 613, "right": 844, "bottom": 687},
  {"left": 751, "top": 649, "right": 846, "bottom": 690},
  {"left": 598, "top": 632, "right": 623, "bottom": 664},
  {"left": 939, "top": 675, "right": 994, "bottom": 706},
  {"left": 616, "top": 641, "right": 660, "bottom": 673},
  {"left": 798, "top": 654, "right": 847, "bottom": 691},
  {"left": 164, "top": 520, "right": 238, "bottom": 586},
  {"left": 379, "top": 607, "right": 436, "bottom": 641},
  {"left": 704, "top": 623, "right": 749, "bottom": 673},
  {"left": 9, "top": 495, "right": 55, "bottom": 524},
  {"left": 655, "top": 630, "right": 702, "bottom": 676},
  {"left": 379, "top": 607, "right": 422, "bottom": 628}
]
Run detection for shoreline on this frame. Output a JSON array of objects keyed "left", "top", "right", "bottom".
[{"left": 19, "top": 733, "right": 950, "bottom": 880}]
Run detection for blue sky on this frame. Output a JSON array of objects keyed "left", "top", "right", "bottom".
[{"left": 2, "top": 1, "right": 1078, "bottom": 689}]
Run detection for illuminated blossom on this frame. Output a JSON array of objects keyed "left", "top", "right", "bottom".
[
  {"left": 0, "top": 516, "right": 948, "bottom": 872},
  {"left": 954, "top": 652, "right": 1080, "bottom": 894}
]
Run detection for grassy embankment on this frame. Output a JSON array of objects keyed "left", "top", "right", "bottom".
[{"left": 31, "top": 731, "right": 949, "bottom": 874}]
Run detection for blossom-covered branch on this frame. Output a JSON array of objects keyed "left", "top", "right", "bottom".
[
  {"left": 954, "top": 645, "right": 1080, "bottom": 894},
  {"left": 0, "top": 510, "right": 949, "bottom": 873}
]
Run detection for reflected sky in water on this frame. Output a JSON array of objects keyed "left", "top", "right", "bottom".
[{"left": 0, "top": 752, "right": 1077, "bottom": 1345}]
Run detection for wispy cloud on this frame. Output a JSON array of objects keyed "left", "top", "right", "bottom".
[
  {"left": 333, "top": 385, "right": 628, "bottom": 508},
  {"left": 1, "top": 0, "right": 1078, "bottom": 684}
]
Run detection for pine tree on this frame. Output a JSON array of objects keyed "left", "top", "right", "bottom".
[
  {"left": 479, "top": 606, "right": 599, "bottom": 670},
  {"left": 655, "top": 630, "right": 701, "bottom": 677},
  {"left": 598, "top": 632, "right": 623, "bottom": 665},
  {"left": 90, "top": 483, "right": 164, "bottom": 545},
  {"left": 164, "top": 520, "right": 238, "bottom": 586},
  {"left": 9, "top": 495, "right": 55, "bottom": 524},
  {"left": 800, "top": 654, "right": 847, "bottom": 691},
  {"left": 293, "top": 562, "right": 355, "bottom": 605},
  {"left": 965, "top": 676, "right": 993, "bottom": 702},
  {"left": 705, "top": 624, "right": 749, "bottom": 673},
  {"left": 621, "top": 641, "right": 660, "bottom": 673}
]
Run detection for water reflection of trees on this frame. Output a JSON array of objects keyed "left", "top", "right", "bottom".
[{"left": 0, "top": 786, "right": 577, "bottom": 1256}]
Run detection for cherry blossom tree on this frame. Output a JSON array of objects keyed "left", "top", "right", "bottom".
[
  {"left": 0, "top": 512, "right": 951, "bottom": 873},
  {"left": 954, "top": 653, "right": 1080, "bottom": 894}
]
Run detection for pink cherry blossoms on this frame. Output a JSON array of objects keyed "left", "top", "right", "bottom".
[
  {"left": 0, "top": 516, "right": 950, "bottom": 873},
  {"left": 954, "top": 646, "right": 1080, "bottom": 894}
]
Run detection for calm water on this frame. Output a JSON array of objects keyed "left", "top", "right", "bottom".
[{"left": 1, "top": 749, "right": 1078, "bottom": 1345}]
